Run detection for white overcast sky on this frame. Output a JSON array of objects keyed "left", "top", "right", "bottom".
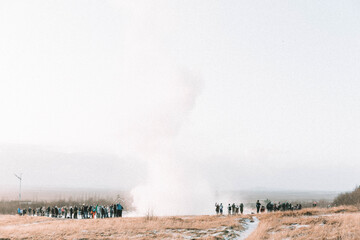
[{"left": 0, "top": 0, "right": 359, "bottom": 193}]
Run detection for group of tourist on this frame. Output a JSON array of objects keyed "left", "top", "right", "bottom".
[
  {"left": 215, "top": 202, "right": 245, "bottom": 215},
  {"left": 256, "top": 200, "right": 302, "bottom": 213},
  {"left": 17, "top": 203, "right": 124, "bottom": 219},
  {"left": 215, "top": 200, "right": 304, "bottom": 215}
]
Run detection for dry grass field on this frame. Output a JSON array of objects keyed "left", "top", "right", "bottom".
[
  {"left": 248, "top": 206, "right": 360, "bottom": 240},
  {"left": 0, "top": 214, "right": 251, "bottom": 239},
  {"left": 0, "top": 206, "right": 359, "bottom": 239}
]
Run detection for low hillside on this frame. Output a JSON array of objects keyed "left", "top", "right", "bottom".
[{"left": 333, "top": 186, "right": 360, "bottom": 206}]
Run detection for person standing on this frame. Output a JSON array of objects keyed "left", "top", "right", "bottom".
[
  {"left": 74, "top": 206, "right": 78, "bottom": 219},
  {"left": 240, "top": 203, "right": 244, "bottom": 214},
  {"left": 220, "top": 203, "right": 223, "bottom": 215},
  {"left": 227, "top": 204, "right": 231, "bottom": 215},
  {"left": 81, "top": 206, "right": 85, "bottom": 219},
  {"left": 105, "top": 206, "right": 109, "bottom": 218},
  {"left": 101, "top": 206, "right": 105, "bottom": 218},
  {"left": 117, "top": 203, "right": 123, "bottom": 217},
  {"left": 110, "top": 205, "right": 113, "bottom": 218},
  {"left": 96, "top": 205, "right": 100, "bottom": 219},
  {"left": 91, "top": 206, "right": 96, "bottom": 219},
  {"left": 215, "top": 203, "right": 220, "bottom": 215},
  {"left": 256, "top": 200, "right": 261, "bottom": 214},
  {"left": 113, "top": 204, "right": 117, "bottom": 217}
]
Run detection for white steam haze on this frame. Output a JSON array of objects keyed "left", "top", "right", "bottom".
[
  {"left": 1, "top": 0, "right": 360, "bottom": 214},
  {"left": 129, "top": 70, "right": 212, "bottom": 215}
]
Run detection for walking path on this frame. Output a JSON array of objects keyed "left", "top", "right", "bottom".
[{"left": 238, "top": 216, "right": 259, "bottom": 240}]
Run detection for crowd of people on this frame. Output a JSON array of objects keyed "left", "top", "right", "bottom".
[
  {"left": 255, "top": 200, "right": 302, "bottom": 213},
  {"left": 215, "top": 200, "right": 304, "bottom": 215},
  {"left": 214, "top": 203, "right": 245, "bottom": 215},
  {"left": 17, "top": 200, "right": 308, "bottom": 218},
  {"left": 17, "top": 203, "right": 124, "bottom": 219}
]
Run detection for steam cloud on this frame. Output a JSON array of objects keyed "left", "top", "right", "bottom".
[
  {"left": 129, "top": 67, "right": 213, "bottom": 216},
  {"left": 111, "top": 1, "right": 215, "bottom": 215}
]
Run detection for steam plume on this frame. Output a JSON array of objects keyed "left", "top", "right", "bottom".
[{"left": 130, "top": 68, "right": 212, "bottom": 216}]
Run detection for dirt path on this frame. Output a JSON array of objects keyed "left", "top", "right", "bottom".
[{"left": 238, "top": 216, "right": 259, "bottom": 240}]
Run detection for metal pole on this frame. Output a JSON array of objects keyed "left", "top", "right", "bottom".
[
  {"left": 19, "top": 174, "right": 22, "bottom": 202},
  {"left": 14, "top": 173, "right": 22, "bottom": 204}
]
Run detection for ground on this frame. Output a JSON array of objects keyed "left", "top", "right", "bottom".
[
  {"left": 247, "top": 206, "right": 360, "bottom": 240},
  {"left": 0, "top": 206, "right": 358, "bottom": 239}
]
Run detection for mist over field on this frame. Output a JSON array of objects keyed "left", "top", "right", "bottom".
[{"left": 1, "top": 0, "right": 360, "bottom": 215}]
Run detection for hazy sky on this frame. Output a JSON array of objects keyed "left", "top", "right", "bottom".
[{"left": 1, "top": 0, "right": 360, "bottom": 195}]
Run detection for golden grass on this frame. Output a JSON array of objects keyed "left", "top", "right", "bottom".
[
  {"left": 247, "top": 206, "right": 360, "bottom": 240},
  {"left": 0, "top": 214, "right": 248, "bottom": 239}
]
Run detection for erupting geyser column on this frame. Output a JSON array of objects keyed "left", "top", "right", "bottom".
[{"left": 129, "top": 69, "right": 213, "bottom": 216}]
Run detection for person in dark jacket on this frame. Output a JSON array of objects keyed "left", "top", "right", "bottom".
[
  {"left": 240, "top": 203, "right": 244, "bottom": 214},
  {"left": 101, "top": 206, "right": 105, "bottom": 218},
  {"left": 74, "top": 206, "right": 78, "bottom": 219},
  {"left": 84, "top": 205, "right": 88, "bottom": 219},
  {"left": 70, "top": 206, "right": 73, "bottom": 219},
  {"left": 256, "top": 200, "right": 261, "bottom": 213},
  {"left": 113, "top": 204, "right": 117, "bottom": 217},
  {"left": 260, "top": 205, "right": 265, "bottom": 213},
  {"left": 117, "top": 203, "right": 123, "bottom": 217},
  {"left": 266, "top": 202, "right": 273, "bottom": 212},
  {"left": 55, "top": 207, "right": 59, "bottom": 218},
  {"left": 215, "top": 203, "right": 220, "bottom": 215}
]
